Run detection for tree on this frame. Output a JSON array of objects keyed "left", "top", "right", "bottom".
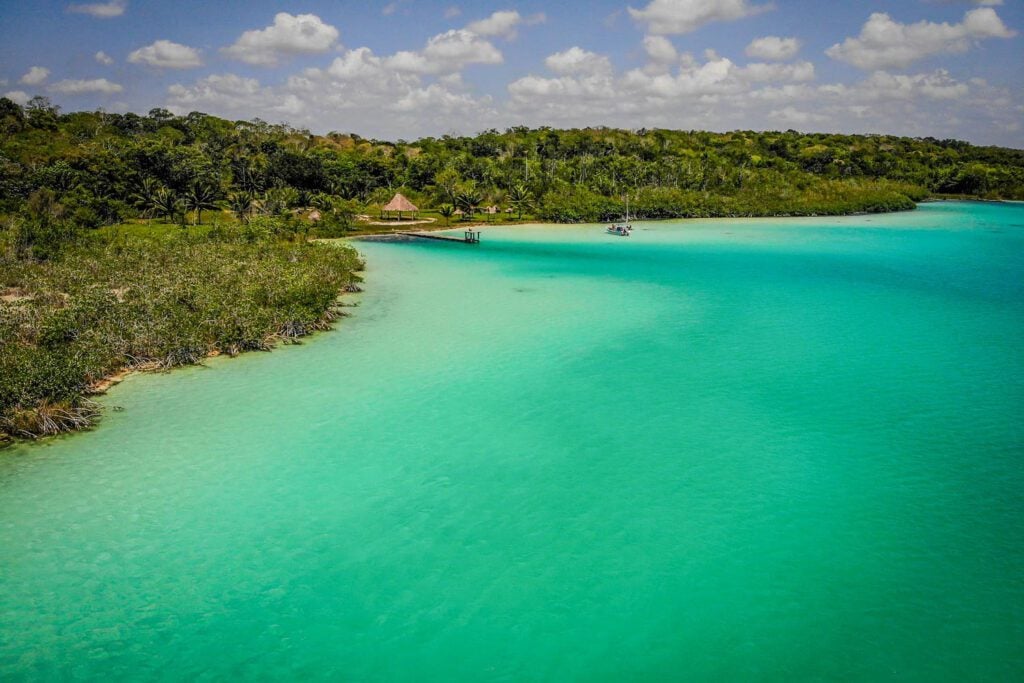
[
  {"left": 25, "top": 96, "right": 59, "bottom": 130},
  {"left": 16, "top": 188, "right": 77, "bottom": 259},
  {"left": 311, "top": 192, "right": 334, "bottom": 212},
  {"left": 455, "top": 190, "right": 481, "bottom": 218},
  {"left": 152, "top": 187, "right": 184, "bottom": 224},
  {"left": 147, "top": 108, "right": 175, "bottom": 125},
  {"left": 0, "top": 97, "right": 25, "bottom": 135},
  {"left": 131, "top": 178, "right": 161, "bottom": 224},
  {"left": 434, "top": 167, "right": 460, "bottom": 204},
  {"left": 183, "top": 180, "right": 220, "bottom": 225},
  {"left": 438, "top": 204, "right": 454, "bottom": 226},
  {"left": 262, "top": 186, "right": 298, "bottom": 215},
  {"left": 229, "top": 191, "right": 254, "bottom": 223},
  {"left": 509, "top": 183, "right": 532, "bottom": 219}
]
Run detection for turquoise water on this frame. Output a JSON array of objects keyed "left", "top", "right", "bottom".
[{"left": 2, "top": 201, "right": 1023, "bottom": 680}]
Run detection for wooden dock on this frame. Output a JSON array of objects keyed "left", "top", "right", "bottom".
[{"left": 405, "top": 229, "right": 480, "bottom": 244}]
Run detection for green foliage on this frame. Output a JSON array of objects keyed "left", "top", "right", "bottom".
[
  {"left": 1, "top": 102, "right": 1020, "bottom": 232},
  {"left": 307, "top": 197, "right": 360, "bottom": 237},
  {"left": 229, "top": 191, "right": 255, "bottom": 223},
  {"left": 537, "top": 179, "right": 919, "bottom": 222},
  {"left": 437, "top": 204, "right": 455, "bottom": 226},
  {"left": 152, "top": 187, "right": 184, "bottom": 225},
  {"left": 0, "top": 230, "right": 363, "bottom": 440},
  {"left": 183, "top": 179, "right": 221, "bottom": 225},
  {"left": 508, "top": 183, "right": 534, "bottom": 220},
  {"left": 455, "top": 187, "right": 482, "bottom": 217}
]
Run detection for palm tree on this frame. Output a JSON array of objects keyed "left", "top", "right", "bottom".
[
  {"left": 438, "top": 204, "right": 454, "bottom": 226},
  {"left": 327, "top": 177, "right": 349, "bottom": 199},
  {"left": 183, "top": 180, "right": 220, "bottom": 225},
  {"left": 261, "top": 188, "right": 288, "bottom": 216},
  {"left": 311, "top": 192, "right": 334, "bottom": 213},
  {"left": 455, "top": 190, "right": 481, "bottom": 218},
  {"left": 228, "top": 191, "right": 254, "bottom": 224},
  {"left": 152, "top": 188, "right": 183, "bottom": 225},
  {"left": 509, "top": 183, "right": 532, "bottom": 220},
  {"left": 131, "top": 177, "right": 160, "bottom": 224},
  {"left": 295, "top": 188, "right": 312, "bottom": 209}
]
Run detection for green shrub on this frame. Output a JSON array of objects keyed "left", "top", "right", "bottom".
[{"left": 0, "top": 231, "right": 363, "bottom": 440}]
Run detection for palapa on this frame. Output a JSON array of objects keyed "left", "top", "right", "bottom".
[{"left": 381, "top": 192, "right": 419, "bottom": 220}]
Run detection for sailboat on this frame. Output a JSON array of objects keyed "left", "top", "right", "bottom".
[{"left": 606, "top": 195, "right": 633, "bottom": 236}]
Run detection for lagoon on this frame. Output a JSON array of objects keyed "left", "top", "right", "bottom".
[{"left": 2, "top": 201, "right": 1023, "bottom": 680}]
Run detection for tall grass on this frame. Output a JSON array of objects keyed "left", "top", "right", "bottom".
[{"left": 1, "top": 231, "right": 362, "bottom": 441}]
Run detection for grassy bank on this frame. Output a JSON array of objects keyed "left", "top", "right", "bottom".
[{"left": 1, "top": 230, "right": 362, "bottom": 443}]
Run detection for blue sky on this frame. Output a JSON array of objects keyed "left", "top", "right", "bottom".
[{"left": 1, "top": 0, "right": 1021, "bottom": 145}]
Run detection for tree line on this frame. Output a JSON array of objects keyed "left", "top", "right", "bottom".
[{"left": 2, "top": 96, "right": 1023, "bottom": 241}]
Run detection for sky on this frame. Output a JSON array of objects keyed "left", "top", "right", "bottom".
[{"left": 1, "top": 0, "right": 1022, "bottom": 146}]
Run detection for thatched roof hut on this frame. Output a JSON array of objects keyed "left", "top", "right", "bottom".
[{"left": 381, "top": 193, "right": 419, "bottom": 220}]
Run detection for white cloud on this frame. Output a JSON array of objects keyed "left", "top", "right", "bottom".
[
  {"left": 49, "top": 78, "right": 123, "bottom": 94},
  {"left": 3, "top": 91, "right": 31, "bottom": 105},
  {"left": 628, "top": 0, "right": 772, "bottom": 35},
  {"left": 385, "top": 29, "right": 503, "bottom": 74},
  {"left": 95, "top": 51, "right": 115, "bottom": 65},
  {"left": 742, "top": 61, "right": 815, "bottom": 82},
  {"left": 166, "top": 49, "right": 498, "bottom": 138},
  {"left": 769, "top": 106, "right": 827, "bottom": 125},
  {"left": 509, "top": 53, "right": 816, "bottom": 120},
  {"left": 499, "top": 42, "right": 1022, "bottom": 143},
  {"left": 168, "top": 73, "right": 305, "bottom": 118},
  {"left": 852, "top": 69, "right": 970, "bottom": 101},
  {"left": 545, "top": 47, "right": 613, "bottom": 76},
  {"left": 643, "top": 35, "right": 678, "bottom": 64},
  {"left": 827, "top": 8, "right": 1016, "bottom": 70},
  {"left": 444, "top": 6, "right": 462, "bottom": 19},
  {"left": 20, "top": 66, "right": 50, "bottom": 85},
  {"left": 745, "top": 36, "right": 800, "bottom": 61},
  {"left": 466, "top": 10, "right": 545, "bottom": 40},
  {"left": 128, "top": 40, "right": 203, "bottom": 69},
  {"left": 66, "top": 0, "right": 126, "bottom": 18},
  {"left": 113, "top": 12, "right": 1019, "bottom": 147},
  {"left": 222, "top": 13, "right": 340, "bottom": 66}
]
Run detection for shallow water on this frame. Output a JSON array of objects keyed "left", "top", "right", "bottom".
[{"left": 2, "top": 202, "right": 1023, "bottom": 680}]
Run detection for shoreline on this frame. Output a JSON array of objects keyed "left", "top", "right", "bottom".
[
  {"left": 0, "top": 198, "right": 995, "bottom": 448},
  {"left": 1, "top": 278, "right": 364, "bottom": 448},
  {"left": 345, "top": 204, "right": 924, "bottom": 239},
  {"left": 332, "top": 197, "right": 1019, "bottom": 241},
  {"left": 84, "top": 286, "right": 363, "bottom": 399},
  {"left": 345, "top": 197, "right": 1015, "bottom": 239}
]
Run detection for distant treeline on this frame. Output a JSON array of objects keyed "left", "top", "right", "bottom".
[{"left": 2, "top": 96, "right": 1022, "bottom": 227}]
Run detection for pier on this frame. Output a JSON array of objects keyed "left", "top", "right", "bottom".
[{"left": 405, "top": 230, "right": 481, "bottom": 244}]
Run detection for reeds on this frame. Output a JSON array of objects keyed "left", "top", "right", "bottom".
[{"left": 1, "top": 233, "right": 363, "bottom": 442}]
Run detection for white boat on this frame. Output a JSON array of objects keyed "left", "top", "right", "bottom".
[{"left": 606, "top": 195, "right": 632, "bottom": 236}]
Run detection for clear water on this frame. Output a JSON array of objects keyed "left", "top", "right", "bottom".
[{"left": 2, "top": 202, "right": 1023, "bottom": 680}]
